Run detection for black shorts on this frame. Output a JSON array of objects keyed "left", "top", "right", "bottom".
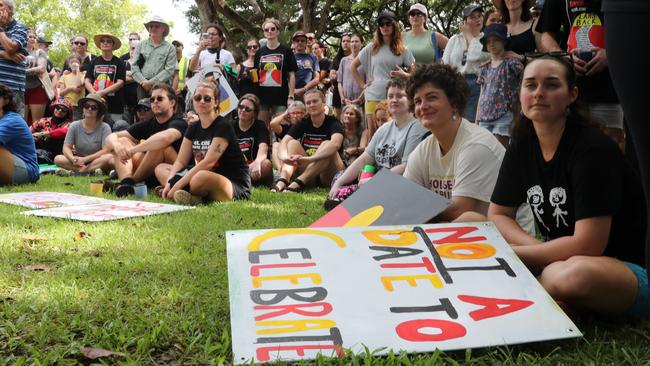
[{"left": 231, "top": 175, "right": 252, "bottom": 200}]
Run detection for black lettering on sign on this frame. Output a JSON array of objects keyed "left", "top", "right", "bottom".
[
  {"left": 255, "top": 327, "right": 343, "bottom": 345},
  {"left": 369, "top": 246, "right": 424, "bottom": 261},
  {"left": 250, "top": 287, "right": 328, "bottom": 305},
  {"left": 390, "top": 297, "right": 458, "bottom": 319},
  {"left": 249, "top": 248, "right": 312, "bottom": 264}
]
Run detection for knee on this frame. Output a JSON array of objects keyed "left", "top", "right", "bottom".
[
  {"left": 540, "top": 256, "right": 597, "bottom": 301},
  {"left": 54, "top": 154, "right": 67, "bottom": 165},
  {"left": 287, "top": 139, "right": 302, "bottom": 151},
  {"left": 190, "top": 170, "right": 211, "bottom": 187}
]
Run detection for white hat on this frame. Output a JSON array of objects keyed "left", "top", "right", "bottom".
[
  {"left": 408, "top": 3, "right": 428, "bottom": 17},
  {"left": 144, "top": 15, "right": 170, "bottom": 38}
]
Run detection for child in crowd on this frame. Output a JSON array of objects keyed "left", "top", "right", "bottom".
[{"left": 476, "top": 23, "right": 523, "bottom": 146}]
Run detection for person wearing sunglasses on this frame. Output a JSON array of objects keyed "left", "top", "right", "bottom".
[
  {"left": 0, "top": 84, "right": 39, "bottom": 185},
  {"left": 404, "top": 3, "right": 448, "bottom": 65},
  {"left": 441, "top": 5, "right": 490, "bottom": 122},
  {"left": 131, "top": 15, "right": 176, "bottom": 100},
  {"left": 85, "top": 33, "right": 126, "bottom": 130},
  {"left": 254, "top": 17, "right": 297, "bottom": 126},
  {"left": 104, "top": 83, "right": 187, "bottom": 197},
  {"left": 189, "top": 23, "right": 236, "bottom": 74},
  {"left": 53, "top": 93, "right": 112, "bottom": 176},
  {"left": 233, "top": 93, "right": 272, "bottom": 185},
  {"left": 236, "top": 38, "right": 260, "bottom": 97},
  {"left": 62, "top": 35, "right": 94, "bottom": 73},
  {"left": 292, "top": 31, "right": 320, "bottom": 101},
  {"left": 350, "top": 10, "right": 415, "bottom": 136},
  {"left": 30, "top": 99, "right": 74, "bottom": 157},
  {"left": 155, "top": 81, "right": 250, "bottom": 204},
  {"left": 488, "top": 54, "right": 648, "bottom": 318},
  {"left": 269, "top": 100, "right": 306, "bottom": 172}
]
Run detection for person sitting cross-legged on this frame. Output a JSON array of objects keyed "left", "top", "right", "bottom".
[
  {"left": 273, "top": 89, "right": 344, "bottom": 192},
  {"left": 233, "top": 93, "right": 273, "bottom": 186},
  {"left": 103, "top": 83, "right": 188, "bottom": 196}
]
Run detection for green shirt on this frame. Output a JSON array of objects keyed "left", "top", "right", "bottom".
[
  {"left": 131, "top": 39, "right": 177, "bottom": 84},
  {"left": 404, "top": 30, "right": 437, "bottom": 64}
]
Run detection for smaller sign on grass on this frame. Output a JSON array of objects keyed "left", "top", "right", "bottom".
[
  {"left": 22, "top": 200, "right": 192, "bottom": 221},
  {"left": 0, "top": 191, "right": 109, "bottom": 209}
]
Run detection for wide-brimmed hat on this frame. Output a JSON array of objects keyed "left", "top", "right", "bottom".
[
  {"left": 408, "top": 3, "right": 428, "bottom": 17},
  {"left": 49, "top": 99, "right": 73, "bottom": 121},
  {"left": 36, "top": 36, "right": 52, "bottom": 45},
  {"left": 144, "top": 15, "right": 170, "bottom": 37},
  {"left": 377, "top": 10, "right": 397, "bottom": 24},
  {"left": 93, "top": 33, "right": 122, "bottom": 51},
  {"left": 78, "top": 93, "right": 107, "bottom": 116},
  {"left": 462, "top": 4, "right": 484, "bottom": 18},
  {"left": 481, "top": 23, "right": 509, "bottom": 51},
  {"left": 492, "top": 0, "right": 535, "bottom": 10}
]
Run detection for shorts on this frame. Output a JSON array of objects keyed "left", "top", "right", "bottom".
[
  {"left": 624, "top": 262, "right": 650, "bottom": 318},
  {"left": 364, "top": 100, "right": 381, "bottom": 116},
  {"left": 11, "top": 154, "right": 30, "bottom": 185},
  {"left": 231, "top": 176, "right": 252, "bottom": 201},
  {"left": 588, "top": 103, "right": 624, "bottom": 129},
  {"left": 479, "top": 111, "right": 513, "bottom": 137},
  {"left": 25, "top": 86, "right": 49, "bottom": 105},
  {"left": 260, "top": 104, "right": 287, "bottom": 115}
]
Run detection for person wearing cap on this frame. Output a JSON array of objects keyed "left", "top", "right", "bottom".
[
  {"left": 531, "top": 0, "right": 544, "bottom": 20},
  {"left": 36, "top": 36, "right": 57, "bottom": 85},
  {"left": 494, "top": 0, "right": 541, "bottom": 56},
  {"left": 476, "top": 23, "right": 523, "bottom": 146},
  {"left": 131, "top": 15, "right": 176, "bottom": 99},
  {"left": 350, "top": 10, "right": 415, "bottom": 132},
  {"left": 254, "top": 17, "right": 297, "bottom": 125},
  {"left": 404, "top": 3, "right": 448, "bottom": 65},
  {"left": 31, "top": 99, "right": 73, "bottom": 156},
  {"left": 441, "top": 4, "right": 489, "bottom": 122},
  {"left": 84, "top": 33, "right": 126, "bottom": 129},
  {"left": 189, "top": 23, "right": 236, "bottom": 74},
  {"left": 292, "top": 31, "right": 320, "bottom": 100},
  {"left": 133, "top": 97, "right": 153, "bottom": 124},
  {"left": 54, "top": 93, "right": 112, "bottom": 175}
]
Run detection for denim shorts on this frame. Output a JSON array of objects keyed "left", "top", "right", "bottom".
[
  {"left": 479, "top": 111, "right": 513, "bottom": 137},
  {"left": 12, "top": 154, "right": 30, "bottom": 185},
  {"left": 624, "top": 262, "right": 650, "bottom": 318}
]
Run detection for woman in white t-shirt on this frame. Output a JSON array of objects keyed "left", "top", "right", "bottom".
[{"left": 189, "top": 23, "right": 236, "bottom": 72}]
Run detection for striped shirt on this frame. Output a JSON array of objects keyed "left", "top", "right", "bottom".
[{"left": 0, "top": 20, "right": 28, "bottom": 92}]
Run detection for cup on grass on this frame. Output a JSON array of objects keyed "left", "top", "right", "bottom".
[
  {"left": 90, "top": 181, "right": 104, "bottom": 196},
  {"left": 134, "top": 183, "right": 147, "bottom": 199}
]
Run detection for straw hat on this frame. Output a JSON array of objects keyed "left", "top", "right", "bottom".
[
  {"left": 93, "top": 33, "right": 122, "bottom": 50},
  {"left": 78, "top": 93, "right": 107, "bottom": 116}
]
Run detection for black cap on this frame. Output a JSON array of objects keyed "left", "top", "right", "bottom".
[
  {"left": 136, "top": 98, "right": 151, "bottom": 109},
  {"left": 462, "top": 4, "right": 483, "bottom": 18},
  {"left": 481, "top": 23, "right": 509, "bottom": 51},
  {"left": 377, "top": 10, "right": 396, "bottom": 24}
]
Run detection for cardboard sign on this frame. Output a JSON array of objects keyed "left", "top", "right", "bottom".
[
  {"left": 227, "top": 223, "right": 580, "bottom": 363},
  {"left": 22, "top": 200, "right": 192, "bottom": 221},
  {"left": 311, "top": 169, "right": 452, "bottom": 227},
  {"left": 0, "top": 192, "right": 109, "bottom": 209},
  {"left": 185, "top": 65, "right": 238, "bottom": 116}
]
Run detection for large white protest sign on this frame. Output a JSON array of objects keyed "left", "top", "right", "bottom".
[
  {"left": 0, "top": 192, "right": 109, "bottom": 209},
  {"left": 22, "top": 200, "right": 193, "bottom": 221},
  {"left": 227, "top": 223, "right": 580, "bottom": 364},
  {"left": 185, "top": 65, "right": 238, "bottom": 116}
]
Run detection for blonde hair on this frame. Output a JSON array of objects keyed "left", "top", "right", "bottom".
[
  {"left": 195, "top": 81, "right": 221, "bottom": 112},
  {"left": 262, "top": 18, "right": 281, "bottom": 32}
]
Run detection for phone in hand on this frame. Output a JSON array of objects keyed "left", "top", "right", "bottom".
[{"left": 202, "top": 33, "right": 210, "bottom": 40}]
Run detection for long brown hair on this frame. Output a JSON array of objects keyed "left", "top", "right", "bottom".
[{"left": 372, "top": 19, "right": 406, "bottom": 56}]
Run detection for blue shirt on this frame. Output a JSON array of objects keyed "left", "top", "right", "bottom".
[
  {"left": 0, "top": 20, "right": 28, "bottom": 92},
  {"left": 294, "top": 52, "right": 319, "bottom": 89},
  {"left": 0, "top": 111, "right": 39, "bottom": 182}
]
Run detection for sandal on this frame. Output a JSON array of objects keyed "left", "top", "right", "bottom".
[
  {"left": 271, "top": 178, "right": 290, "bottom": 193},
  {"left": 284, "top": 178, "right": 306, "bottom": 193}
]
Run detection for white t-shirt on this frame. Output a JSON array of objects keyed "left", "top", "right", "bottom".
[
  {"left": 365, "top": 116, "right": 429, "bottom": 169},
  {"left": 441, "top": 33, "right": 489, "bottom": 76},
  {"left": 357, "top": 44, "right": 415, "bottom": 101},
  {"left": 197, "top": 48, "right": 236, "bottom": 70},
  {"left": 404, "top": 119, "right": 504, "bottom": 202}
]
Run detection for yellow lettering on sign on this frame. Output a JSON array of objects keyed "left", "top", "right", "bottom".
[
  {"left": 381, "top": 274, "right": 443, "bottom": 292},
  {"left": 252, "top": 273, "right": 322, "bottom": 288},
  {"left": 256, "top": 319, "right": 337, "bottom": 334},
  {"left": 437, "top": 243, "right": 496, "bottom": 259},
  {"left": 362, "top": 230, "right": 418, "bottom": 246},
  {"left": 248, "top": 229, "right": 346, "bottom": 251}
]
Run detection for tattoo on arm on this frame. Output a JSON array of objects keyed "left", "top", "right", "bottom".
[{"left": 214, "top": 144, "right": 222, "bottom": 154}]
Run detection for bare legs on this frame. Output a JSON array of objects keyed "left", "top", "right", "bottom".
[
  {"left": 155, "top": 164, "right": 234, "bottom": 202},
  {"left": 0, "top": 146, "right": 15, "bottom": 185}
]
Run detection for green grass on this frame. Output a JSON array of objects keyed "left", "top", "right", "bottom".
[{"left": 1, "top": 175, "right": 650, "bottom": 365}]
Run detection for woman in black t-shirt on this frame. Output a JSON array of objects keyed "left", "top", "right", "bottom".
[
  {"left": 233, "top": 93, "right": 272, "bottom": 185},
  {"left": 489, "top": 55, "right": 648, "bottom": 317},
  {"left": 155, "top": 81, "right": 250, "bottom": 204}
]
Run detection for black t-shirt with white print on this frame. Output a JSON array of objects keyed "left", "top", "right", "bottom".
[
  {"left": 491, "top": 122, "right": 646, "bottom": 266},
  {"left": 184, "top": 116, "right": 249, "bottom": 183},
  {"left": 253, "top": 44, "right": 298, "bottom": 106},
  {"left": 85, "top": 55, "right": 126, "bottom": 114},
  {"left": 232, "top": 118, "right": 270, "bottom": 164},
  {"left": 126, "top": 115, "right": 188, "bottom": 152},
  {"left": 287, "top": 115, "right": 344, "bottom": 156}
]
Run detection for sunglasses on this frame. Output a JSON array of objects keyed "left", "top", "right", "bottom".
[
  {"left": 523, "top": 51, "right": 574, "bottom": 66},
  {"left": 73, "top": 41, "right": 87, "bottom": 46},
  {"left": 461, "top": 50, "right": 468, "bottom": 66},
  {"left": 409, "top": 12, "right": 425, "bottom": 17},
  {"left": 263, "top": 27, "right": 277, "bottom": 32},
  {"left": 136, "top": 107, "right": 151, "bottom": 112},
  {"left": 129, "top": 38, "right": 139, "bottom": 41},
  {"left": 237, "top": 105, "right": 254, "bottom": 112},
  {"left": 379, "top": 21, "right": 393, "bottom": 27},
  {"left": 83, "top": 104, "right": 98, "bottom": 111},
  {"left": 100, "top": 39, "right": 114, "bottom": 44},
  {"left": 193, "top": 94, "right": 213, "bottom": 103},
  {"left": 306, "top": 36, "right": 315, "bottom": 40},
  {"left": 247, "top": 45, "right": 259, "bottom": 50},
  {"left": 207, "top": 32, "right": 220, "bottom": 37},
  {"left": 150, "top": 96, "right": 166, "bottom": 103},
  {"left": 54, "top": 105, "right": 69, "bottom": 112},
  {"left": 294, "top": 38, "right": 307, "bottom": 43}
]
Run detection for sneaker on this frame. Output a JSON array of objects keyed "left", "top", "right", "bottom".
[
  {"left": 109, "top": 169, "right": 118, "bottom": 180},
  {"left": 173, "top": 190, "right": 202, "bottom": 205},
  {"left": 93, "top": 168, "right": 104, "bottom": 176},
  {"left": 153, "top": 185, "right": 164, "bottom": 198},
  {"left": 115, "top": 183, "right": 135, "bottom": 197},
  {"left": 55, "top": 168, "right": 71, "bottom": 176}
]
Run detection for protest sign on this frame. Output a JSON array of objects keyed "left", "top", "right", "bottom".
[
  {"left": 185, "top": 65, "right": 238, "bottom": 116},
  {"left": 0, "top": 192, "right": 108, "bottom": 209},
  {"left": 227, "top": 223, "right": 580, "bottom": 364},
  {"left": 22, "top": 200, "right": 192, "bottom": 221}
]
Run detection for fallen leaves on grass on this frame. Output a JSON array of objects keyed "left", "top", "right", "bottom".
[
  {"left": 21, "top": 234, "right": 48, "bottom": 242},
  {"left": 80, "top": 347, "right": 126, "bottom": 359},
  {"left": 74, "top": 231, "right": 91, "bottom": 241},
  {"left": 17, "top": 243, "right": 33, "bottom": 253},
  {"left": 24, "top": 264, "right": 52, "bottom": 272}
]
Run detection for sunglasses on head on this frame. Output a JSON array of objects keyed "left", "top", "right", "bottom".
[
  {"left": 193, "top": 94, "right": 213, "bottom": 103},
  {"left": 83, "top": 104, "right": 98, "bottom": 111},
  {"left": 523, "top": 51, "right": 574, "bottom": 66},
  {"left": 150, "top": 96, "right": 166, "bottom": 103},
  {"left": 237, "top": 105, "right": 254, "bottom": 112}
]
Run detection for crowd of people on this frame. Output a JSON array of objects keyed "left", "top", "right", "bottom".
[{"left": 0, "top": 0, "right": 649, "bottom": 320}]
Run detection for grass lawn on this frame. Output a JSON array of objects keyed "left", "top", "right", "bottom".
[{"left": 1, "top": 175, "right": 649, "bottom": 365}]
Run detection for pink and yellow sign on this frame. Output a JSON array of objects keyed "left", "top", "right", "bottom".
[{"left": 226, "top": 223, "right": 580, "bottom": 363}]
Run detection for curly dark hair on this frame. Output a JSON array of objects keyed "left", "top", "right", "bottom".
[
  {"left": 0, "top": 83, "right": 18, "bottom": 114},
  {"left": 386, "top": 76, "right": 408, "bottom": 92},
  {"left": 406, "top": 64, "right": 468, "bottom": 114}
]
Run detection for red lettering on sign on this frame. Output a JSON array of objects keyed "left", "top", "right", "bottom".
[
  {"left": 425, "top": 226, "right": 487, "bottom": 244},
  {"left": 254, "top": 302, "right": 333, "bottom": 321},
  {"left": 395, "top": 319, "right": 466, "bottom": 342},
  {"left": 458, "top": 295, "right": 533, "bottom": 321}
]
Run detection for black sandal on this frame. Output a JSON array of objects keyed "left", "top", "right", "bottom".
[
  {"left": 271, "top": 178, "right": 290, "bottom": 193},
  {"left": 285, "top": 178, "right": 306, "bottom": 193}
]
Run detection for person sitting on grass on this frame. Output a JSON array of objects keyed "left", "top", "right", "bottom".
[
  {"left": 269, "top": 100, "right": 306, "bottom": 172},
  {"left": 103, "top": 83, "right": 188, "bottom": 197},
  {"left": 233, "top": 93, "right": 272, "bottom": 186},
  {"left": 155, "top": 81, "right": 251, "bottom": 204},
  {"left": 273, "top": 89, "right": 344, "bottom": 193},
  {"left": 53, "top": 93, "right": 112, "bottom": 175},
  {"left": 0, "top": 84, "right": 39, "bottom": 186},
  {"left": 328, "top": 77, "right": 429, "bottom": 202},
  {"left": 31, "top": 98, "right": 73, "bottom": 157},
  {"left": 403, "top": 63, "right": 506, "bottom": 222},
  {"left": 488, "top": 54, "right": 648, "bottom": 317},
  {"left": 340, "top": 104, "right": 365, "bottom": 165}
]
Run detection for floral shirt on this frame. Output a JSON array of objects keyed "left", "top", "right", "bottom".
[{"left": 476, "top": 58, "right": 523, "bottom": 123}]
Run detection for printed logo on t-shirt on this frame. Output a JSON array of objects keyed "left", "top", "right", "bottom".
[
  {"left": 567, "top": 1, "right": 605, "bottom": 51},
  {"left": 92, "top": 64, "right": 118, "bottom": 94},
  {"left": 549, "top": 187, "right": 569, "bottom": 228},
  {"left": 428, "top": 176, "right": 454, "bottom": 199},
  {"left": 375, "top": 144, "right": 400, "bottom": 168},
  {"left": 526, "top": 185, "right": 570, "bottom": 231},
  {"left": 526, "top": 185, "right": 550, "bottom": 231},
  {"left": 259, "top": 54, "right": 284, "bottom": 88},
  {"left": 192, "top": 139, "right": 217, "bottom": 168},
  {"left": 301, "top": 133, "right": 328, "bottom": 156},
  {"left": 238, "top": 136, "right": 254, "bottom": 163}
]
